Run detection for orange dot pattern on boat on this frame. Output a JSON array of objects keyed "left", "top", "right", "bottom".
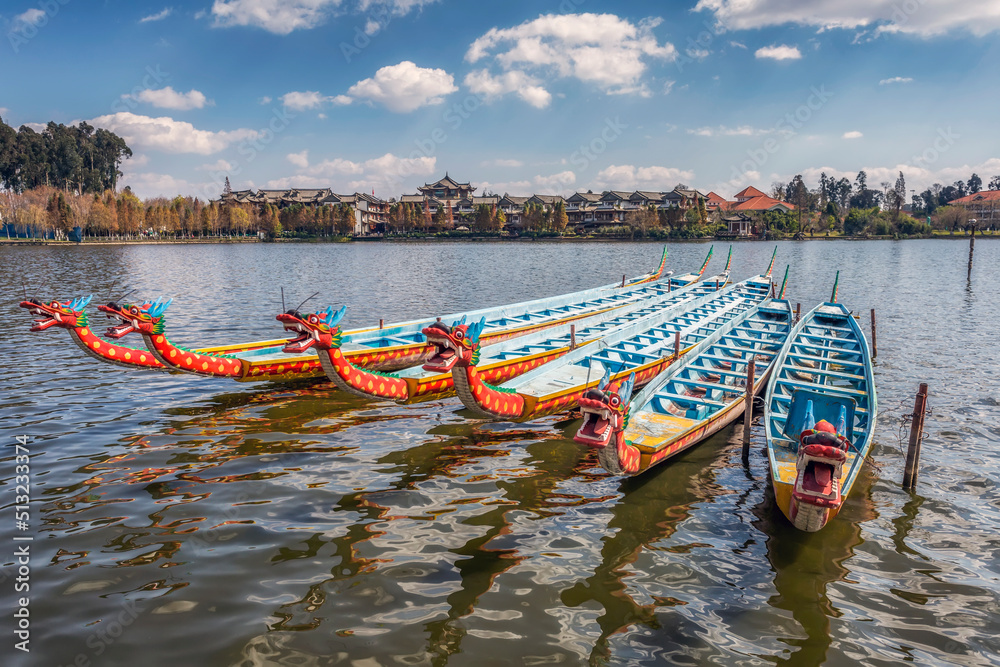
[
  {"left": 73, "top": 326, "right": 164, "bottom": 368},
  {"left": 148, "top": 334, "right": 242, "bottom": 377}
]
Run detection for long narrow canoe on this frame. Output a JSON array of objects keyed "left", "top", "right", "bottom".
[
  {"left": 451, "top": 269, "right": 777, "bottom": 423},
  {"left": 93, "top": 247, "right": 694, "bottom": 382},
  {"left": 312, "top": 258, "right": 735, "bottom": 402},
  {"left": 764, "top": 276, "right": 877, "bottom": 532},
  {"left": 577, "top": 273, "right": 792, "bottom": 475}
]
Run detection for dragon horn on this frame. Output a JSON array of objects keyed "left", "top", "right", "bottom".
[
  {"left": 80, "top": 294, "right": 93, "bottom": 309},
  {"left": 328, "top": 305, "right": 347, "bottom": 327},
  {"left": 597, "top": 366, "right": 611, "bottom": 392},
  {"left": 150, "top": 297, "right": 172, "bottom": 317},
  {"left": 474, "top": 317, "right": 487, "bottom": 342},
  {"left": 460, "top": 315, "right": 467, "bottom": 325},
  {"left": 620, "top": 373, "right": 635, "bottom": 404}
]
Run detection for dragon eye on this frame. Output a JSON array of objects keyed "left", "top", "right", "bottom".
[
  {"left": 610, "top": 396, "right": 621, "bottom": 408},
  {"left": 129, "top": 306, "right": 140, "bottom": 315},
  {"left": 308, "top": 315, "right": 319, "bottom": 324},
  {"left": 50, "top": 301, "right": 60, "bottom": 307},
  {"left": 454, "top": 330, "right": 464, "bottom": 340}
]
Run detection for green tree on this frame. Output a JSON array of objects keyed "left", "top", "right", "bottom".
[
  {"left": 843, "top": 207, "right": 874, "bottom": 236},
  {"left": 967, "top": 173, "right": 982, "bottom": 194}
]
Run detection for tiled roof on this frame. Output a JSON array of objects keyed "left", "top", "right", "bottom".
[
  {"left": 950, "top": 190, "right": 1000, "bottom": 205},
  {"left": 529, "top": 194, "right": 565, "bottom": 204},
  {"left": 731, "top": 195, "right": 794, "bottom": 211},
  {"left": 631, "top": 190, "right": 665, "bottom": 201},
  {"left": 499, "top": 194, "right": 529, "bottom": 206},
  {"left": 567, "top": 191, "right": 603, "bottom": 203},
  {"left": 734, "top": 186, "right": 767, "bottom": 200}
]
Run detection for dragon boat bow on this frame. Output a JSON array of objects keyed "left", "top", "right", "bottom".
[
  {"left": 764, "top": 274, "right": 877, "bottom": 532},
  {"left": 579, "top": 272, "right": 792, "bottom": 476}
]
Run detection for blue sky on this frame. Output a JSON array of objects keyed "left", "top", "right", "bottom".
[{"left": 2, "top": 0, "right": 998, "bottom": 200}]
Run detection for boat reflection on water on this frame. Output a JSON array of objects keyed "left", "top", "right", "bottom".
[
  {"left": 560, "top": 443, "right": 734, "bottom": 664},
  {"left": 242, "top": 419, "right": 603, "bottom": 663},
  {"left": 753, "top": 461, "right": 878, "bottom": 665}
]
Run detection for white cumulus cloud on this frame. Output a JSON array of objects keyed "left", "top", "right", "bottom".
[
  {"left": 281, "top": 90, "right": 328, "bottom": 111},
  {"left": 594, "top": 165, "right": 695, "bottom": 191},
  {"left": 843, "top": 131, "right": 864, "bottom": 139},
  {"left": 210, "top": 0, "right": 343, "bottom": 34},
  {"left": 464, "top": 70, "right": 552, "bottom": 108},
  {"left": 89, "top": 112, "right": 258, "bottom": 155},
  {"left": 269, "top": 151, "right": 437, "bottom": 194},
  {"left": 347, "top": 61, "right": 457, "bottom": 112},
  {"left": 695, "top": 0, "right": 1000, "bottom": 37},
  {"left": 755, "top": 44, "right": 802, "bottom": 61},
  {"left": 130, "top": 87, "right": 210, "bottom": 111},
  {"left": 286, "top": 150, "right": 310, "bottom": 168},
  {"left": 466, "top": 13, "right": 676, "bottom": 105}
]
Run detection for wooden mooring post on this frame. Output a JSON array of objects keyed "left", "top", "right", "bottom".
[
  {"left": 742, "top": 358, "right": 756, "bottom": 465},
  {"left": 902, "top": 383, "right": 929, "bottom": 489},
  {"left": 795, "top": 303, "right": 801, "bottom": 324},
  {"left": 673, "top": 331, "right": 680, "bottom": 361},
  {"left": 870, "top": 309, "right": 877, "bottom": 359},
  {"left": 968, "top": 220, "right": 976, "bottom": 280},
  {"left": 379, "top": 318, "right": 384, "bottom": 330},
  {"left": 622, "top": 274, "right": 626, "bottom": 288},
  {"left": 570, "top": 324, "right": 576, "bottom": 349}
]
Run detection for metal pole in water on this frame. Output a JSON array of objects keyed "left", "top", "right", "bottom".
[
  {"left": 870, "top": 309, "right": 877, "bottom": 360},
  {"left": 968, "top": 219, "right": 976, "bottom": 280},
  {"left": 902, "top": 383, "right": 929, "bottom": 489},
  {"left": 742, "top": 358, "right": 756, "bottom": 464}
]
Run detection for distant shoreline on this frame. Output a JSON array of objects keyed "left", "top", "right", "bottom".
[{"left": 0, "top": 233, "right": 993, "bottom": 247}]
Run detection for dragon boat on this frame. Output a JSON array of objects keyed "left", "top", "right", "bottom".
[
  {"left": 93, "top": 246, "right": 687, "bottom": 381},
  {"left": 576, "top": 268, "right": 792, "bottom": 476},
  {"left": 451, "top": 258, "right": 779, "bottom": 423},
  {"left": 306, "top": 257, "right": 738, "bottom": 403},
  {"left": 18, "top": 296, "right": 280, "bottom": 371},
  {"left": 764, "top": 273, "right": 877, "bottom": 532}
]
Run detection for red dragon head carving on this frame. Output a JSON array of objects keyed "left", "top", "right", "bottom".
[
  {"left": 98, "top": 297, "right": 172, "bottom": 338},
  {"left": 20, "top": 295, "right": 93, "bottom": 331},
  {"left": 421, "top": 317, "right": 486, "bottom": 373},
  {"left": 574, "top": 370, "right": 636, "bottom": 449},
  {"left": 276, "top": 305, "right": 347, "bottom": 354}
]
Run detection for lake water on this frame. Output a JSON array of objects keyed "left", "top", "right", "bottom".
[{"left": 1, "top": 239, "right": 998, "bottom": 666}]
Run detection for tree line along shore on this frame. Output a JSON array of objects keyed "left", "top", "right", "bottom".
[{"left": 2, "top": 116, "right": 996, "bottom": 242}]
